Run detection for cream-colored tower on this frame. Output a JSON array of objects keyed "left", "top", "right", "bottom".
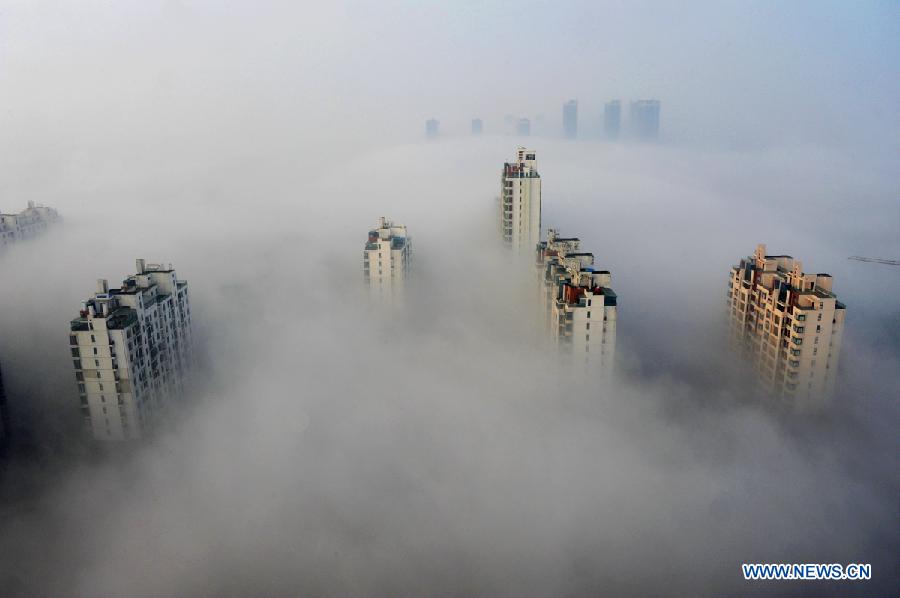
[
  {"left": 536, "top": 229, "right": 617, "bottom": 371},
  {"left": 500, "top": 147, "right": 541, "bottom": 252},
  {"left": 70, "top": 260, "right": 193, "bottom": 441},
  {"left": 727, "top": 244, "right": 846, "bottom": 403},
  {"left": 363, "top": 217, "right": 411, "bottom": 303}
]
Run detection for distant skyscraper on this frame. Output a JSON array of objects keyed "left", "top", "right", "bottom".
[
  {"left": 70, "top": 260, "right": 194, "bottom": 441},
  {"left": 471, "top": 118, "right": 483, "bottom": 135},
  {"left": 629, "top": 100, "right": 660, "bottom": 140},
  {"left": 425, "top": 118, "right": 439, "bottom": 139},
  {"left": 604, "top": 100, "right": 621, "bottom": 140},
  {"left": 516, "top": 118, "right": 531, "bottom": 136},
  {"left": 563, "top": 99, "right": 578, "bottom": 139},
  {"left": 364, "top": 217, "right": 412, "bottom": 303},
  {"left": 499, "top": 147, "right": 541, "bottom": 252},
  {"left": 536, "top": 229, "right": 617, "bottom": 370},
  {"left": 727, "top": 244, "right": 846, "bottom": 404}
]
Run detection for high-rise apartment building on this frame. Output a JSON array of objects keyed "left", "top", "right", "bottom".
[
  {"left": 69, "top": 260, "right": 193, "bottom": 441},
  {"left": 516, "top": 118, "right": 531, "bottom": 136},
  {"left": 471, "top": 118, "right": 483, "bottom": 135},
  {"left": 364, "top": 217, "right": 412, "bottom": 302},
  {"left": 536, "top": 229, "right": 617, "bottom": 370},
  {"left": 604, "top": 100, "right": 621, "bottom": 140},
  {"left": 425, "top": 118, "right": 440, "bottom": 138},
  {"left": 0, "top": 201, "right": 60, "bottom": 249},
  {"left": 563, "top": 99, "right": 578, "bottom": 139},
  {"left": 499, "top": 147, "right": 541, "bottom": 252},
  {"left": 727, "top": 244, "right": 846, "bottom": 402},
  {"left": 629, "top": 100, "right": 660, "bottom": 140}
]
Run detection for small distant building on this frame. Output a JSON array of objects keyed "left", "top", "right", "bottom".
[
  {"left": 70, "top": 260, "right": 194, "bottom": 441},
  {"left": 604, "top": 100, "right": 621, "bottom": 140},
  {"left": 364, "top": 217, "right": 412, "bottom": 303},
  {"left": 471, "top": 118, "right": 483, "bottom": 135},
  {"left": 516, "top": 118, "right": 531, "bottom": 136},
  {"left": 425, "top": 118, "right": 440, "bottom": 139},
  {"left": 728, "top": 244, "right": 846, "bottom": 403},
  {"left": 536, "top": 229, "right": 617, "bottom": 370},
  {"left": 563, "top": 100, "right": 578, "bottom": 139},
  {"left": 0, "top": 201, "right": 60, "bottom": 249},
  {"left": 629, "top": 100, "right": 660, "bottom": 140}
]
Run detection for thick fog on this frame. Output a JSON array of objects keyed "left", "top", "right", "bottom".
[{"left": 1, "top": 2, "right": 898, "bottom": 596}]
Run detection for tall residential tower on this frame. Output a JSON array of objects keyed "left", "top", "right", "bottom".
[
  {"left": 364, "top": 217, "right": 412, "bottom": 303},
  {"left": 727, "top": 244, "right": 846, "bottom": 403},
  {"left": 70, "top": 260, "right": 193, "bottom": 441},
  {"left": 629, "top": 100, "right": 661, "bottom": 140},
  {"left": 536, "top": 229, "right": 617, "bottom": 370},
  {"left": 499, "top": 148, "right": 541, "bottom": 252}
]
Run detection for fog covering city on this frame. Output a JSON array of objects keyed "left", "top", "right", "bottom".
[{"left": 1, "top": 2, "right": 898, "bottom": 596}]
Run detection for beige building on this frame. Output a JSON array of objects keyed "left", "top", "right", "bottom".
[
  {"left": 536, "top": 229, "right": 617, "bottom": 370},
  {"left": 500, "top": 147, "right": 541, "bottom": 252},
  {"left": 70, "top": 260, "right": 193, "bottom": 441},
  {"left": 364, "top": 217, "right": 411, "bottom": 303},
  {"left": 727, "top": 244, "right": 846, "bottom": 403}
]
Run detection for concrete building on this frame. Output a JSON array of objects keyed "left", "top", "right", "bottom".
[
  {"left": 727, "top": 244, "right": 846, "bottom": 403},
  {"left": 0, "top": 201, "right": 60, "bottom": 249},
  {"left": 516, "top": 118, "right": 531, "bottom": 136},
  {"left": 471, "top": 118, "right": 483, "bottom": 135},
  {"left": 364, "top": 217, "right": 412, "bottom": 303},
  {"left": 604, "top": 100, "right": 621, "bottom": 140},
  {"left": 563, "top": 99, "right": 578, "bottom": 139},
  {"left": 536, "top": 229, "right": 617, "bottom": 370},
  {"left": 69, "top": 260, "right": 193, "bottom": 441},
  {"left": 499, "top": 147, "right": 541, "bottom": 252},
  {"left": 629, "top": 99, "right": 660, "bottom": 140},
  {"left": 425, "top": 118, "right": 440, "bottom": 139}
]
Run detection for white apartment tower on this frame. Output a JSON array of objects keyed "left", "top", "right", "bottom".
[
  {"left": 70, "top": 260, "right": 193, "bottom": 441},
  {"left": 500, "top": 147, "right": 541, "bottom": 252},
  {"left": 727, "top": 244, "right": 846, "bottom": 403},
  {"left": 536, "top": 229, "right": 617, "bottom": 370},
  {"left": 363, "top": 217, "right": 412, "bottom": 302}
]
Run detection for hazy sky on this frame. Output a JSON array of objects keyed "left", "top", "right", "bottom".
[{"left": 0, "top": 2, "right": 898, "bottom": 596}]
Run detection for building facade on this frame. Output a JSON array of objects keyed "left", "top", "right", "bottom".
[
  {"left": 604, "top": 100, "right": 621, "bottom": 140},
  {"left": 629, "top": 99, "right": 660, "bottom": 140},
  {"left": 563, "top": 99, "right": 578, "bottom": 139},
  {"left": 364, "top": 217, "right": 412, "bottom": 303},
  {"left": 536, "top": 229, "right": 617, "bottom": 370},
  {"left": 0, "top": 201, "right": 60, "bottom": 249},
  {"left": 499, "top": 147, "right": 541, "bottom": 253},
  {"left": 70, "top": 260, "right": 193, "bottom": 441},
  {"left": 727, "top": 244, "right": 846, "bottom": 403},
  {"left": 471, "top": 118, "right": 483, "bottom": 135}
]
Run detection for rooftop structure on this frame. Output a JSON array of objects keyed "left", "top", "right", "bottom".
[
  {"left": 727, "top": 244, "right": 846, "bottom": 403},
  {"left": 70, "top": 260, "right": 193, "bottom": 440}
]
